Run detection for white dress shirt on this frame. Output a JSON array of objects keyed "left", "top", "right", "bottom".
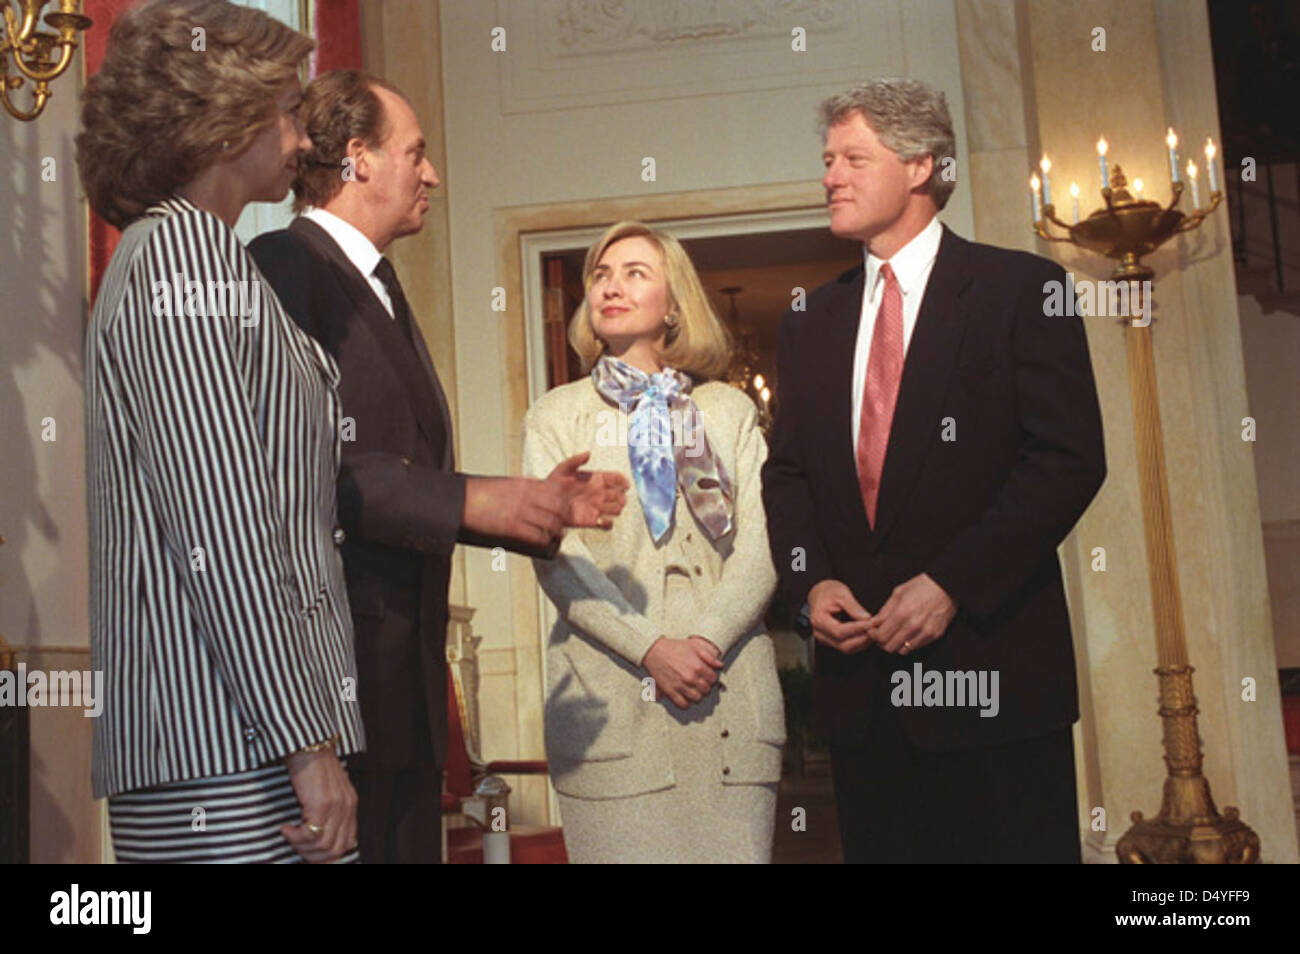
[
  {"left": 302, "top": 206, "right": 395, "bottom": 319},
  {"left": 850, "top": 214, "right": 943, "bottom": 453}
]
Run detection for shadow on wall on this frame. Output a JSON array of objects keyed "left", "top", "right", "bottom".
[
  {"left": 0, "top": 93, "right": 92, "bottom": 863},
  {"left": 0, "top": 106, "right": 85, "bottom": 646}
]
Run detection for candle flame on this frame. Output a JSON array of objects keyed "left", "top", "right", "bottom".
[
  {"left": 1204, "top": 137, "right": 1217, "bottom": 161},
  {"left": 1165, "top": 127, "right": 1178, "bottom": 149},
  {"left": 1186, "top": 160, "right": 1197, "bottom": 177},
  {"left": 1040, "top": 155, "right": 1051, "bottom": 174},
  {"left": 752, "top": 373, "right": 765, "bottom": 391},
  {"left": 1096, "top": 136, "right": 1108, "bottom": 156},
  {"left": 760, "top": 386, "right": 771, "bottom": 402},
  {"left": 1133, "top": 177, "right": 1144, "bottom": 195},
  {"left": 1030, "top": 173, "right": 1041, "bottom": 192},
  {"left": 1069, "top": 182, "right": 1080, "bottom": 198}
]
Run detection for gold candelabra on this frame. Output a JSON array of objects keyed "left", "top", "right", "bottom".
[
  {"left": 1, "top": 0, "right": 91, "bottom": 121},
  {"left": 1032, "top": 136, "right": 1259, "bottom": 864}
]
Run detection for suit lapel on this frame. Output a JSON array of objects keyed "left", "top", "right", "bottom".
[
  {"left": 289, "top": 217, "right": 452, "bottom": 458},
  {"left": 871, "top": 226, "right": 973, "bottom": 543},
  {"left": 810, "top": 265, "right": 875, "bottom": 543}
]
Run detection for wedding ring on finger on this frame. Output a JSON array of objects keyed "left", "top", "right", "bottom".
[{"left": 305, "top": 821, "right": 323, "bottom": 835}]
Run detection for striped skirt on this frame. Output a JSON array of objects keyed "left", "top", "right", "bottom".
[{"left": 108, "top": 761, "right": 359, "bottom": 864}]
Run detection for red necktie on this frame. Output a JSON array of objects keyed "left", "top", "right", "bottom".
[{"left": 855, "top": 262, "right": 904, "bottom": 528}]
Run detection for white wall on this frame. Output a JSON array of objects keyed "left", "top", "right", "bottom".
[{"left": 0, "top": 73, "right": 89, "bottom": 652}]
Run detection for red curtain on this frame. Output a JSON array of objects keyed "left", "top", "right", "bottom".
[
  {"left": 84, "top": 0, "right": 361, "bottom": 300},
  {"left": 314, "top": 0, "right": 361, "bottom": 74}
]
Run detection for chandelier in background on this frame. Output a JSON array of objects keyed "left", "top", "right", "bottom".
[{"left": 718, "top": 285, "right": 772, "bottom": 429}]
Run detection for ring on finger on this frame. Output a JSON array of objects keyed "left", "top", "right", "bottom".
[{"left": 305, "top": 821, "right": 323, "bottom": 835}]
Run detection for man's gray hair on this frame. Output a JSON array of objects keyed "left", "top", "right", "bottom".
[{"left": 818, "top": 78, "right": 957, "bottom": 210}]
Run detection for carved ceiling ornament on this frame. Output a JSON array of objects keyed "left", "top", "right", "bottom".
[{"left": 549, "top": 0, "right": 845, "bottom": 53}]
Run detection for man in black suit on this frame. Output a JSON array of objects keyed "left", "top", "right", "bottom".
[
  {"left": 250, "top": 71, "right": 626, "bottom": 863},
  {"left": 761, "top": 79, "right": 1106, "bottom": 863}
]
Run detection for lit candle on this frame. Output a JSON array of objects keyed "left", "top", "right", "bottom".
[
  {"left": 753, "top": 373, "right": 765, "bottom": 392},
  {"left": 1204, "top": 137, "right": 1219, "bottom": 192},
  {"left": 760, "top": 386, "right": 771, "bottom": 415},
  {"left": 1133, "top": 177, "right": 1144, "bottom": 199},
  {"left": 1039, "top": 155, "right": 1053, "bottom": 207},
  {"left": 1030, "top": 173, "right": 1042, "bottom": 222},
  {"left": 1069, "top": 182, "right": 1080, "bottom": 224},
  {"left": 1165, "top": 128, "right": 1180, "bottom": 183},
  {"left": 1097, "top": 136, "right": 1109, "bottom": 189},
  {"left": 1186, "top": 160, "right": 1200, "bottom": 208}
]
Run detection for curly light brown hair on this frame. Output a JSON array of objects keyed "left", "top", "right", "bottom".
[
  {"left": 76, "top": 0, "right": 314, "bottom": 229},
  {"left": 570, "top": 221, "right": 732, "bottom": 381}
]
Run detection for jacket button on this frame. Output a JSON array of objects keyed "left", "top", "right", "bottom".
[
  {"left": 400, "top": 456, "right": 411, "bottom": 466},
  {"left": 332, "top": 527, "right": 346, "bottom": 546},
  {"left": 720, "top": 728, "right": 730, "bottom": 738},
  {"left": 243, "top": 726, "right": 259, "bottom": 742},
  {"left": 693, "top": 566, "right": 702, "bottom": 575},
  {"left": 722, "top": 766, "right": 731, "bottom": 776}
]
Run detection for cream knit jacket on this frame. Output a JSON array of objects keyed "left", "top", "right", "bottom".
[{"left": 523, "top": 378, "right": 786, "bottom": 799}]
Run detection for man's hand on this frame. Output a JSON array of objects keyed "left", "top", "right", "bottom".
[
  {"left": 642, "top": 636, "right": 724, "bottom": 709},
  {"left": 281, "top": 749, "right": 358, "bottom": 863},
  {"left": 545, "top": 451, "right": 629, "bottom": 529},
  {"left": 868, "top": 572, "right": 957, "bottom": 655},
  {"left": 807, "top": 579, "right": 874, "bottom": 654},
  {"left": 463, "top": 454, "right": 628, "bottom": 549}
]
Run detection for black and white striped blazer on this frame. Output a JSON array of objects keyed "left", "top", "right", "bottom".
[{"left": 86, "top": 196, "right": 365, "bottom": 798}]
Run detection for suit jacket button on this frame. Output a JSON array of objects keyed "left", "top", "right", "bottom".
[
  {"left": 243, "top": 726, "right": 258, "bottom": 742},
  {"left": 693, "top": 566, "right": 702, "bottom": 575},
  {"left": 720, "top": 728, "right": 730, "bottom": 738},
  {"left": 722, "top": 766, "right": 731, "bottom": 776},
  {"left": 400, "top": 456, "right": 411, "bottom": 466},
  {"left": 332, "top": 527, "right": 346, "bottom": 546}
]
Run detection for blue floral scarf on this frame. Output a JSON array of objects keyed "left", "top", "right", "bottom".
[{"left": 591, "top": 355, "right": 734, "bottom": 544}]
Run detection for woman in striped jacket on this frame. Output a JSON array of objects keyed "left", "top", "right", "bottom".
[{"left": 76, "top": 0, "right": 363, "bottom": 863}]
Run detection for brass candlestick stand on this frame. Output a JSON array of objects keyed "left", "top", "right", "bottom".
[{"left": 1035, "top": 166, "right": 1259, "bottom": 864}]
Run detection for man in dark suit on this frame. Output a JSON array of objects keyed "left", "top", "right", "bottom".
[
  {"left": 762, "top": 79, "right": 1106, "bottom": 863},
  {"left": 250, "top": 71, "right": 626, "bottom": 863}
]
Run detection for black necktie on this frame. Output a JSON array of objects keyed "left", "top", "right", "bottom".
[
  {"left": 372, "top": 256, "right": 416, "bottom": 346},
  {"left": 370, "top": 255, "right": 450, "bottom": 460}
]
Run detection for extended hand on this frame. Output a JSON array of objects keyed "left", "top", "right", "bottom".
[
  {"left": 281, "top": 749, "right": 358, "bottom": 863},
  {"left": 868, "top": 572, "right": 957, "bottom": 655},
  {"left": 546, "top": 451, "right": 629, "bottom": 529},
  {"left": 642, "top": 636, "right": 724, "bottom": 709},
  {"left": 807, "top": 579, "right": 875, "bottom": 654}
]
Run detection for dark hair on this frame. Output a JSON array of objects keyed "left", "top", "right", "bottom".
[
  {"left": 291, "top": 69, "right": 405, "bottom": 212},
  {"left": 76, "top": 0, "right": 313, "bottom": 229}
]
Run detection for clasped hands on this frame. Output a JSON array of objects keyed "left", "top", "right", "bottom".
[
  {"left": 642, "top": 635, "right": 724, "bottom": 709},
  {"left": 807, "top": 574, "right": 957, "bottom": 656}
]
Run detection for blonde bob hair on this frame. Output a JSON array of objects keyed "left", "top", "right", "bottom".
[
  {"left": 569, "top": 221, "right": 732, "bottom": 381},
  {"left": 77, "top": 0, "right": 314, "bottom": 229}
]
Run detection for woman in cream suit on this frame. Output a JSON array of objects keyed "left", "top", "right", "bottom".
[{"left": 523, "top": 221, "right": 785, "bottom": 863}]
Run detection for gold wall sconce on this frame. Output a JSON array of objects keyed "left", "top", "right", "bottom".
[{"left": 2, "top": 0, "right": 92, "bottom": 121}]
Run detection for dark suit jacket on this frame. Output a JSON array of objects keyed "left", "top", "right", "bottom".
[
  {"left": 761, "top": 225, "right": 1106, "bottom": 752},
  {"left": 250, "top": 218, "right": 547, "bottom": 770}
]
